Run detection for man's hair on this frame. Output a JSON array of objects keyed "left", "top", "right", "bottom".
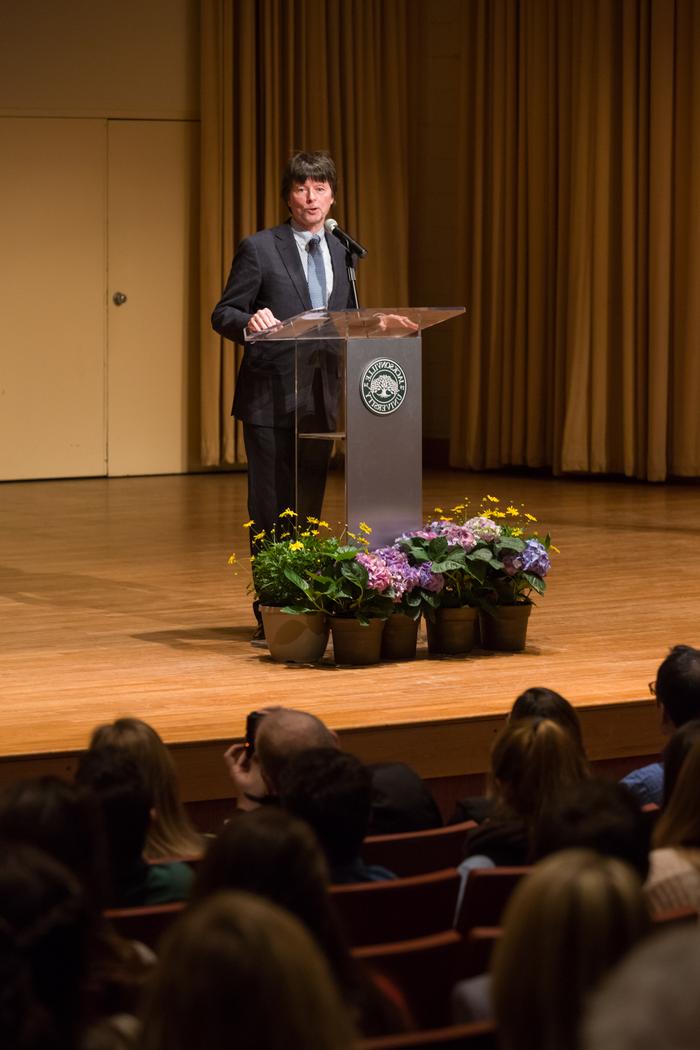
[
  {"left": 655, "top": 644, "right": 700, "bottom": 727},
  {"left": 278, "top": 748, "right": 372, "bottom": 866},
  {"left": 532, "top": 779, "right": 651, "bottom": 881},
  {"left": 255, "top": 708, "right": 337, "bottom": 794},
  {"left": 280, "top": 151, "right": 337, "bottom": 201},
  {"left": 75, "top": 745, "right": 152, "bottom": 869}
]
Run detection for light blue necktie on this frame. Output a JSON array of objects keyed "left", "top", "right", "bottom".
[{"left": 307, "top": 235, "right": 327, "bottom": 309}]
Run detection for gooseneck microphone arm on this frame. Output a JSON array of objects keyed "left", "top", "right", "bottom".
[{"left": 325, "top": 219, "right": 365, "bottom": 310}]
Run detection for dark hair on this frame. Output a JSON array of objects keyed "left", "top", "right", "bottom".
[
  {"left": 510, "top": 688, "right": 584, "bottom": 753},
  {"left": 0, "top": 843, "right": 93, "bottom": 1050},
  {"left": 191, "top": 809, "right": 396, "bottom": 1035},
  {"left": 280, "top": 151, "right": 337, "bottom": 202},
  {"left": 662, "top": 718, "right": 700, "bottom": 806},
  {"left": 655, "top": 645, "right": 700, "bottom": 728},
  {"left": 279, "top": 748, "right": 372, "bottom": 866},
  {"left": 75, "top": 746, "right": 151, "bottom": 873},
  {"left": 0, "top": 776, "right": 109, "bottom": 909},
  {"left": 532, "top": 779, "right": 651, "bottom": 881}
]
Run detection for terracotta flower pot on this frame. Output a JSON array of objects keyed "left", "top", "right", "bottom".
[
  {"left": 260, "top": 606, "right": 329, "bottom": 663},
  {"left": 330, "top": 617, "right": 385, "bottom": 666},
  {"left": 426, "top": 606, "right": 478, "bottom": 655},
  {"left": 381, "top": 612, "right": 420, "bottom": 661},
  {"left": 479, "top": 603, "right": 531, "bottom": 652}
]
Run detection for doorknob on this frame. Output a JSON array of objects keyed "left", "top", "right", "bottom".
[{"left": 112, "top": 291, "right": 128, "bottom": 306}]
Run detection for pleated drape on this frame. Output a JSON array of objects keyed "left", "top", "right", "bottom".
[
  {"left": 450, "top": 0, "right": 700, "bottom": 480},
  {"left": 200, "top": 0, "right": 410, "bottom": 466}
]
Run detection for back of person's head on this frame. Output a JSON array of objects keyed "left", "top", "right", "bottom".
[
  {"left": 139, "top": 890, "right": 355, "bottom": 1050},
  {"left": 89, "top": 717, "right": 201, "bottom": 859},
  {"left": 255, "top": 707, "right": 337, "bottom": 794},
  {"left": 281, "top": 151, "right": 338, "bottom": 201},
  {"left": 367, "top": 762, "right": 443, "bottom": 834},
  {"left": 510, "top": 687, "right": 585, "bottom": 753},
  {"left": 661, "top": 717, "right": 700, "bottom": 805},
  {"left": 278, "top": 748, "right": 372, "bottom": 867},
  {"left": 75, "top": 745, "right": 151, "bottom": 871},
  {"left": 583, "top": 925, "right": 700, "bottom": 1050},
  {"left": 0, "top": 842, "right": 93, "bottom": 1050},
  {"left": 492, "top": 849, "right": 650, "bottom": 1050},
  {"left": 655, "top": 644, "right": 700, "bottom": 728},
  {"left": 653, "top": 732, "right": 700, "bottom": 849},
  {"left": 490, "top": 717, "right": 590, "bottom": 825},
  {"left": 0, "top": 775, "right": 109, "bottom": 907},
  {"left": 193, "top": 808, "right": 329, "bottom": 929},
  {"left": 532, "top": 779, "right": 651, "bottom": 881}
]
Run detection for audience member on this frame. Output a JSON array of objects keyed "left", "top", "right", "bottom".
[
  {"left": 450, "top": 686, "right": 585, "bottom": 825},
  {"left": 583, "top": 925, "right": 700, "bottom": 1050},
  {"left": 192, "top": 807, "right": 407, "bottom": 1035},
  {"left": 0, "top": 775, "right": 152, "bottom": 1022},
  {"left": 88, "top": 717, "right": 203, "bottom": 860},
  {"left": 645, "top": 730, "right": 700, "bottom": 914},
  {"left": 75, "top": 746, "right": 193, "bottom": 907},
  {"left": 460, "top": 717, "right": 590, "bottom": 870},
  {"left": 532, "top": 779, "right": 651, "bottom": 880},
  {"left": 278, "top": 747, "right": 396, "bottom": 883},
  {"left": 0, "top": 843, "right": 94, "bottom": 1050},
  {"left": 138, "top": 890, "right": 356, "bottom": 1050},
  {"left": 454, "top": 850, "right": 649, "bottom": 1050},
  {"left": 622, "top": 644, "right": 700, "bottom": 805},
  {"left": 660, "top": 716, "right": 700, "bottom": 806},
  {"left": 225, "top": 705, "right": 439, "bottom": 833}
]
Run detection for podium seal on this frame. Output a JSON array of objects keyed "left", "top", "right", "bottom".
[{"left": 360, "top": 358, "right": 407, "bottom": 415}]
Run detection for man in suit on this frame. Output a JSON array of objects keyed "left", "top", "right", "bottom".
[{"left": 211, "top": 152, "right": 356, "bottom": 587}]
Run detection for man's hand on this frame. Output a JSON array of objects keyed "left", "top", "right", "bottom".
[
  {"left": 246, "top": 308, "right": 281, "bottom": 334},
  {"left": 368, "top": 312, "right": 420, "bottom": 335},
  {"left": 223, "top": 743, "right": 267, "bottom": 811}
]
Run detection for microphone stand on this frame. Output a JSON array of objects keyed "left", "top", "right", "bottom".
[{"left": 346, "top": 248, "right": 360, "bottom": 310}]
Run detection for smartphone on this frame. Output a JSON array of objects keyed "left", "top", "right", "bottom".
[{"left": 245, "top": 710, "right": 265, "bottom": 754}]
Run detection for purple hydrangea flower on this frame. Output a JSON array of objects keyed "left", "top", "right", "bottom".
[
  {"left": 521, "top": 539, "right": 551, "bottom": 577},
  {"left": 370, "top": 546, "right": 416, "bottom": 600},
  {"left": 501, "top": 553, "right": 524, "bottom": 577},
  {"left": 464, "top": 516, "right": 503, "bottom": 542},
  {"left": 438, "top": 524, "right": 477, "bottom": 553},
  {"left": 356, "top": 551, "right": 393, "bottom": 593},
  {"left": 417, "top": 561, "right": 445, "bottom": 593}
]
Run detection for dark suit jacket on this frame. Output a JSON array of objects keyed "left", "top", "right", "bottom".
[{"left": 211, "top": 222, "right": 356, "bottom": 427}]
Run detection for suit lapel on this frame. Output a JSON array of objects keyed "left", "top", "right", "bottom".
[{"left": 274, "top": 224, "right": 311, "bottom": 311}]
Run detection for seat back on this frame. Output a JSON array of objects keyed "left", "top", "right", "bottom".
[
  {"left": 104, "top": 901, "right": 185, "bottom": 950},
  {"left": 360, "top": 1023, "right": 496, "bottom": 1049},
  {"left": 455, "top": 866, "right": 531, "bottom": 933},
  {"left": 355, "top": 930, "right": 470, "bottom": 1030},
  {"left": 461, "top": 926, "right": 502, "bottom": 978},
  {"left": 362, "top": 821, "right": 476, "bottom": 878},
  {"left": 331, "top": 868, "right": 460, "bottom": 947}
]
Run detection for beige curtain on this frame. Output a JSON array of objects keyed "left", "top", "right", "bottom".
[
  {"left": 450, "top": 0, "right": 700, "bottom": 480},
  {"left": 200, "top": 0, "right": 411, "bottom": 467}
]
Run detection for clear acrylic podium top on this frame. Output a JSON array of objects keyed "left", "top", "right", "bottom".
[{"left": 245, "top": 306, "right": 465, "bottom": 341}]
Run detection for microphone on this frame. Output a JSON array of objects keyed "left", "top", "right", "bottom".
[{"left": 324, "top": 218, "right": 368, "bottom": 258}]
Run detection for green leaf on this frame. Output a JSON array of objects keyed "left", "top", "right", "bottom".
[{"left": 283, "top": 567, "right": 309, "bottom": 592}]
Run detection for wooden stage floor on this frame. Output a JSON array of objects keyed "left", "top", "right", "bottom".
[{"left": 1, "top": 468, "right": 697, "bottom": 800}]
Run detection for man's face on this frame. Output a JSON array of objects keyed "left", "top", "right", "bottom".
[{"left": 287, "top": 178, "right": 334, "bottom": 232}]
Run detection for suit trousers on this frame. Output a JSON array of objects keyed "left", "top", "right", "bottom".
[{"left": 242, "top": 422, "right": 333, "bottom": 540}]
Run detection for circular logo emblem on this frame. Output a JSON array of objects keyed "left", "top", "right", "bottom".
[{"left": 360, "top": 358, "right": 407, "bottom": 415}]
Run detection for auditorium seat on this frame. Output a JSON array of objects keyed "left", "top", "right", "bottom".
[
  {"left": 104, "top": 901, "right": 185, "bottom": 949},
  {"left": 461, "top": 926, "right": 502, "bottom": 978},
  {"left": 455, "top": 866, "right": 531, "bottom": 933},
  {"left": 354, "top": 930, "right": 473, "bottom": 1029},
  {"left": 359, "top": 1019, "right": 496, "bottom": 1047},
  {"left": 331, "top": 868, "right": 460, "bottom": 947},
  {"left": 362, "top": 821, "right": 477, "bottom": 877},
  {"left": 652, "top": 906, "right": 698, "bottom": 928}
]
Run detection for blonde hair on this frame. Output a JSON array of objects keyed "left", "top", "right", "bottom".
[
  {"left": 492, "top": 850, "right": 649, "bottom": 1050},
  {"left": 139, "top": 891, "right": 356, "bottom": 1050},
  {"left": 89, "top": 717, "right": 202, "bottom": 860},
  {"left": 654, "top": 735, "right": 700, "bottom": 849},
  {"left": 490, "top": 717, "right": 590, "bottom": 827}
]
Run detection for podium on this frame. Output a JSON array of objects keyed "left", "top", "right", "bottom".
[{"left": 247, "top": 307, "right": 465, "bottom": 547}]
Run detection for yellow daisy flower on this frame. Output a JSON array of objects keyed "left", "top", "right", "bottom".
[
  {"left": 253, "top": 530, "right": 266, "bottom": 541},
  {"left": 289, "top": 541, "right": 304, "bottom": 551},
  {"left": 359, "top": 521, "right": 373, "bottom": 534},
  {"left": 279, "top": 507, "right": 297, "bottom": 518},
  {"left": 243, "top": 520, "right": 254, "bottom": 529}
]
